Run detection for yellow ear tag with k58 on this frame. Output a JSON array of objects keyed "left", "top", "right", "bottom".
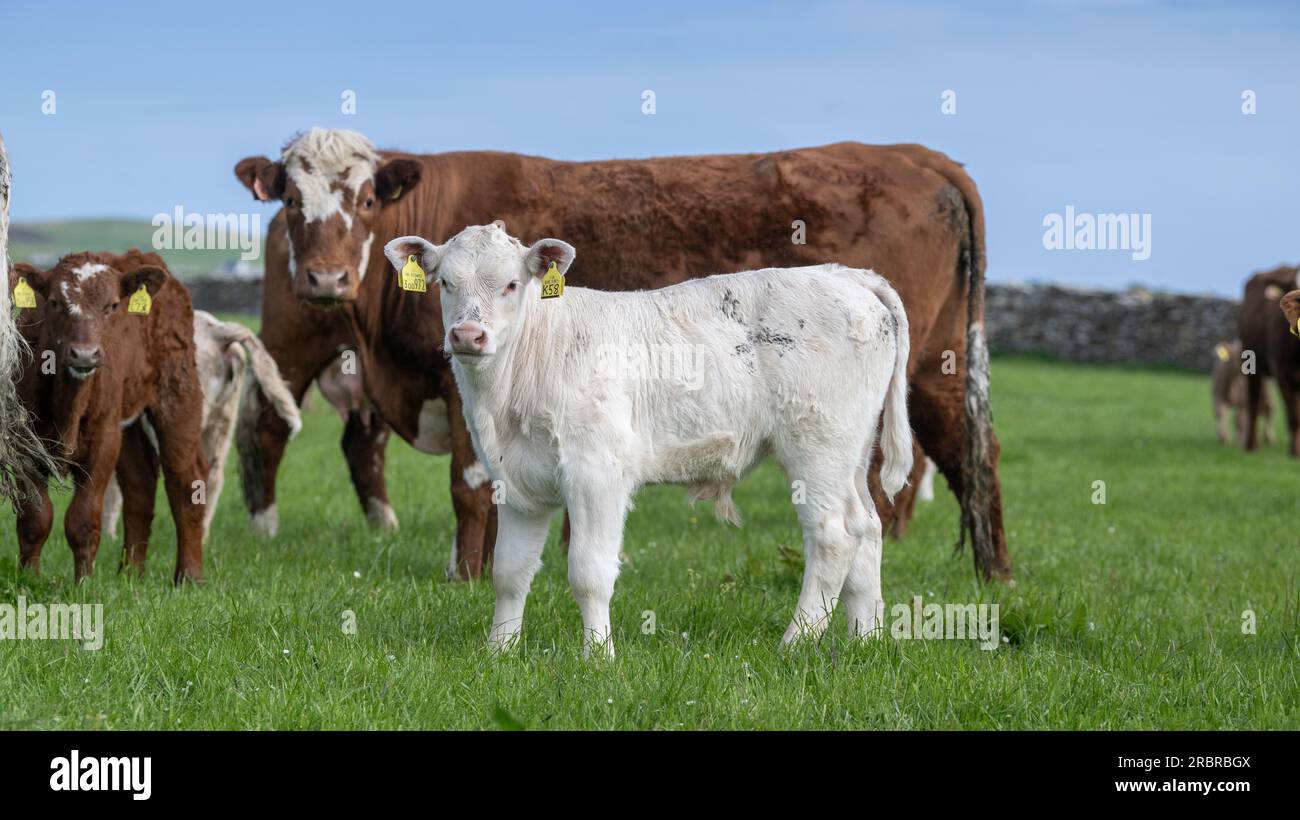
[
  {"left": 128, "top": 285, "right": 152, "bottom": 315},
  {"left": 12, "top": 277, "right": 36, "bottom": 309},
  {"left": 540, "top": 261, "right": 564, "bottom": 299},
  {"left": 1215, "top": 344, "right": 1230, "bottom": 362},
  {"left": 400, "top": 255, "right": 427, "bottom": 293}
]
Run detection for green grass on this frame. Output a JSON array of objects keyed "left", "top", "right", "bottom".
[
  {"left": 9, "top": 219, "right": 260, "bottom": 279},
  {"left": 1, "top": 355, "right": 1297, "bottom": 729}
]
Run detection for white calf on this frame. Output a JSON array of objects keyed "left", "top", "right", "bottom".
[
  {"left": 105, "top": 311, "right": 300, "bottom": 541},
  {"left": 385, "top": 225, "right": 912, "bottom": 657}
]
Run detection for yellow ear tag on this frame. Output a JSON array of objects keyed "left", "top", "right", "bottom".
[
  {"left": 1215, "top": 344, "right": 1230, "bottom": 362},
  {"left": 12, "top": 277, "right": 37, "bottom": 309},
  {"left": 540, "top": 261, "right": 564, "bottom": 299},
  {"left": 128, "top": 285, "right": 152, "bottom": 315},
  {"left": 400, "top": 255, "right": 427, "bottom": 293}
]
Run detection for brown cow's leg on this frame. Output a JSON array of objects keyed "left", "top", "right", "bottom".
[
  {"left": 1243, "top": 374, "right": 1263, "bottom": 451},
  {"left": 886, "top": 442, "right": 928, "bottom": 539},
  {"left": 1276, "top": 372, "right": 1300, "bottom": 458},
  {"left": 65, "top": 439, "right": 120, "bottom": 583},
  {"left": 16, "top": 478, "right": 54, "bottom": 574},
  {"left": 149, "top": 409, "right": 209, "bottom": 585},
  {"left": 1261, "top": 384, "right": 1277, "bottom": 446},
  {"left": 446, "top": 388, "right": 494, "bottom": 581},
  {"left": 115, "top": 422, "right": 160, "bottom": 575},
  {"left": 910, "top": 366, "right": 1012, "bottom": 581},
  {"left": 342, "top": 409, "right": 397, "bottom": 530}
]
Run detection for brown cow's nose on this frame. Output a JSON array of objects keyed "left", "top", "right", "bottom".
[
  {"left": 67, "top": 345, "right": 101, "bottom": 375},
  {"left": 305, "top": 268, "right": 349, "bottom": 299},
  {"left": 449, "top": 322, "right": 489, "bottom": 355}
]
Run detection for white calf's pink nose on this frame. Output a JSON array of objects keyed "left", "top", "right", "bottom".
[{"left": 449, "top": 322, "right": 489, "bottom": 354}]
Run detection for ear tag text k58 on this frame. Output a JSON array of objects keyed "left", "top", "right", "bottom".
[
  {"left": 540, "top": 261, "right": 564, "bottom": 299},
  {"left": 12, "top": 278, "right": 36, "bottom": 310},
  {"left": 128, "top": 285, "right": 152, "bottom": 315},
  {"left": 400, "top": 255, "right": 427, "bottom": 293}
]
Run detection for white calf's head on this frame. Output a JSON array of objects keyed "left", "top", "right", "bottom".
[{"left": 384, "top": 224, "right": 575, "bottom": 362}]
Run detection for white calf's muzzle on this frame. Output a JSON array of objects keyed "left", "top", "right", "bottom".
[{"left": 448, "top": 321, "right": 490, "bottom": 356}]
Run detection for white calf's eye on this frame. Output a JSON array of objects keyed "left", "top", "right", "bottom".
[{"left": 504, "top": 281, "right": 519, "bottom": 294}]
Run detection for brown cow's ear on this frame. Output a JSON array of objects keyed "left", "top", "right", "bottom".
[
  {"left": 9, "top": 262, "right": 45, "bottom": 296},
  {"left": 523, "top": 238, "right": 576, "bottom": 280},
  {"left": 375, "top": 158, "right": 422, "bottom": 202},
  {"left": 234, "top": 156, "right": 285, "bottom": 202},
  {"left": 120, "top": 265, "right": 168, "bottom": 299}
]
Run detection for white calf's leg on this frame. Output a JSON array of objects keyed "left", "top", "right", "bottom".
[
  {"left": 566, "top": 490, "right": 628, "bottom": 659},
  {"left": 489, "top": 503, "right": 554, "bottom": 652},
  {"left": 779, "top": 447, "right": 869, "bottom": 645},
  {"left": 841, "top": 513, "right": 885, "bottom": 638}
]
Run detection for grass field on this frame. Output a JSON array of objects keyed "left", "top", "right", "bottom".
[
  {"left": 0, "top": 352, "right": 1296, "bottom": 729},
  {"left": 9, "top": 220, "right": 258, "bottom": 279}
]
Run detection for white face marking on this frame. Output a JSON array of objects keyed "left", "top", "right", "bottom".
[
  {"left": 280, "top": 128, "right": 378, "bottom": 226},
  {"left": 72, "top": 263, "right": 107, "bottom": 281},
  {"left": 59, "top": 280, "right": 83, "bottom": 315},
  {"left": 357, "top": 232, "right": 374, "bottom": 281}
]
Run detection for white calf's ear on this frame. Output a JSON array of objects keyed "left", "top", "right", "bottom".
[
  {"left": 523, "top": 238, "right": 576, "bottom": 279},
  {"left": 383, "top": 236, "right": 440, "bottom": 276}
]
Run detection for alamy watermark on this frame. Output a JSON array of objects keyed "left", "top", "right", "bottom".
[
  {"left": 151, "top": 206, "right": 261, "bottom": 262},
  {"left": 889, "top": 595, "right": 1001, "bottom": 650},
  {"left": 593, "top": 342, "right": 712, "bottom": 390},
  {"left": 1042, "top": 205, "right": 1151, "bottom": 261},
  {"left": 0, "top": 596, "right": 103, "bottom": 650}
]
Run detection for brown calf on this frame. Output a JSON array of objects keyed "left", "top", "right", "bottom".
[
  {"left": 1238, "top": 265, "right": 1300, "bottom": 456},
  {"left": 10, "top": 250, "right": 208, "bottom": 583},
  {"left": 235, "top": 129, "right": 1012, "bottom": 581},
  {"left": 1210, "top": 340, "right": 1273, "bottom": 446}
]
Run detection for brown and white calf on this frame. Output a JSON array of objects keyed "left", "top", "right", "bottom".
[
  {"left": 1210, "top": 340, "right": 1273, "bottom": 446},
  {"left": 104, "top": 310, "right": 300, "bottom": 542},
  {"left": 10, "top": 250, "right": 208, "bottom": 582}
]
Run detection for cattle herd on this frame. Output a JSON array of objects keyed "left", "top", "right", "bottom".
[{"left": 2, "top": 128, "right": 1296, "bottom": 651}]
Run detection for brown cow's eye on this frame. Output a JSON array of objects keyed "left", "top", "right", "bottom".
[
  {"left": 285, "top": 196, "right": 297, "bottom": 208},
  {"left": 363, "top": 197, "right": 375, "bottom": 208},
  {"left": 106, "top": 301, "right": 119, "bottom": 314}
]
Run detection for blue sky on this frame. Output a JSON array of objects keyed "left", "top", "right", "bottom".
[{"left": 1, "top": 0, "right": 1296, "bottom": 295}]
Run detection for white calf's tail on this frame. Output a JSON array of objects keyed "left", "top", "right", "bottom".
[
  {"left": 863, "top": 272, "right": 913, "bottom": 500},
  {"left": 210, "top": 318, "right": 302, "bottom": 438}
]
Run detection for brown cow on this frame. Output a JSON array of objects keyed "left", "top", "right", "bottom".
[
  {"left": 234, "top": 129, "right": 1012, "bottom": 581},
  {"left": 1210, "top": 340, "right": 1273, "bottom": 446},
  {"left": 10, "top": 250, "right": 208, "bottom": 582},
  {"left": 1239, "top": 265, "right": 1300, "bottom": 456}
]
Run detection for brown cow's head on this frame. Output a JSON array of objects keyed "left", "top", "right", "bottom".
[
  {"left": 1281, "top": 290, "right": 1300, "bottom": 338},
  {"left": 19, "top": 253, "right": 167, "bottom": 381},
  {"left": 234, "top": 128, "right": 421, "bottom": 305}
]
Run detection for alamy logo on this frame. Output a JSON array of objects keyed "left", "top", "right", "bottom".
[
  {"left": 0, "top": 596, "right": 102, "bottom": 650},
  {"left": 50, "top": 750, "right": 151, "bottom": 800},
  {"left": 151, "top": 206, "right": 261, "bottom": 261},
  {"left": 1042, "top": 205, "right": 1152, "bottom": 261}
]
